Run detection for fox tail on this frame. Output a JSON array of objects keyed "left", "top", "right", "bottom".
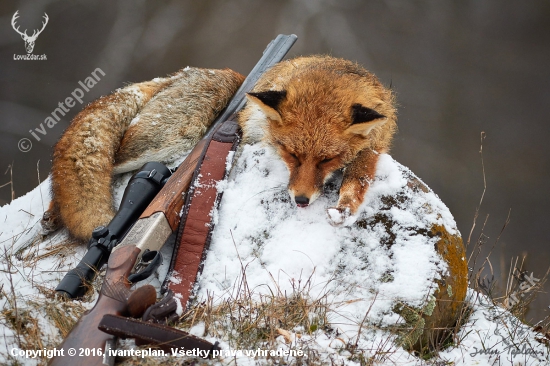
[{"left": 45, "top": 68, "right": 244, "bottom": 241}]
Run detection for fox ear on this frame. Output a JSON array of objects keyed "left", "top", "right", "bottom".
[
  {"left": 346, "top": 104, "right": 387, "bottom": 137},
  {"left": 246, "top": 90, "right": 286, "bottom": 123},
  {"left": 247, "top": 91, "right": 287, "bottom": 111},
  {"left": 246, "top": 91, "right": 286, "bottom": 123},
  {"left": 351, "top": 104, "right": 385, "bottom": 124}
]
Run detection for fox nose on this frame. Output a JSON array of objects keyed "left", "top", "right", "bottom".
[{"left": 295, "top": 195, "right": 310, "bottom": 207}]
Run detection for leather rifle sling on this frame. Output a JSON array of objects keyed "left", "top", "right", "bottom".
[
  {"left": 98, "top": 314, "right": 218, "bottom": 356},
  {"left": 163, "top": 119, "right": 241, "bottom": 306}
]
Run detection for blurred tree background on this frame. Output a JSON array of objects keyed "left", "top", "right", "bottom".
[{"left": 1, "top": 0, "right": 549, "bottom": 321}]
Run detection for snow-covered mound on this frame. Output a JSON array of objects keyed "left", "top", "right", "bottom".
[
  {"left": 0, "top": 143, "right": 548, "bottom": 365},
  {"left": 196, "top": 143, "right": 467, "bottom": 352}
]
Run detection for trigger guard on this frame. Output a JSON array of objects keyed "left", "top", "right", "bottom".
[{"left": 128, "top": 251, "right": 162, "bottom": 284}]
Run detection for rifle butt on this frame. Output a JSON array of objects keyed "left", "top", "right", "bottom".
[{"left": 49, "top": 245, "right": 141, "bottom": 366}]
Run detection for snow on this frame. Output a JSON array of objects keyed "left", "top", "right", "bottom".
[
  {"left": 199, "top": 144, "right": 447, "bottom": 321},
  {"left": 439, "top": 290, "right": 549, "bottom": 365},
  {"left": 0, "top": 142, "right": 548, "bottom": 365},
  {"left": 129, "top": 115, "right": 140, "bottom": 127}
]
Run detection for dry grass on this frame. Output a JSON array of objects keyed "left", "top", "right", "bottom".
[
  {"left": 184, "top": 289, "right": 329, "bottom": 347},
  {"left": 1, "top": 163, "right": 15, "bottom": 203},
  {"left": 464, "top": 133, "right": 550, "bottom": 352}
]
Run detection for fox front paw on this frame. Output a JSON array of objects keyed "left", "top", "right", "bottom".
[{"left": 326, "top": 206, "right": 358, "bottom": 226}]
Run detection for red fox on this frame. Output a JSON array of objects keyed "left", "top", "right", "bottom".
[
  {"left": 240, "top": 56, "right": 397, "bottom": 225},
  {"left": 42, "top": 56, "right": 396, "bottom": 240}
]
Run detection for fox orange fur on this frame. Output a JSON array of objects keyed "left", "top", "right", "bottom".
[
  {"left": 44, "top": 68, "right": 244, "bottom": 241},
  {"left": 44, "top": 56, "right": 396, "bottom": 239},
  {"left": 239, "top": 56, "right": 397, "bottom": 224}
]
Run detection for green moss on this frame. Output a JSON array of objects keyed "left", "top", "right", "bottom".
[
  {"left": 423, "top": 295, "right": 436, "bottom": 317},
  {"left": 392, "top": 295, "right": 437, "bottom": 349}
]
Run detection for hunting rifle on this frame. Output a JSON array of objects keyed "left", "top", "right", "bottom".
[{"left": 49, "top": 34, "right": 297, "bottom": 366}]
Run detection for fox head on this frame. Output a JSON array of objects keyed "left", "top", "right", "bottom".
[{"left": 244, "top": 57, "right": 396, "bottom": 208}]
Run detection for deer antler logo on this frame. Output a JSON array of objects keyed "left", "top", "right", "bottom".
[{"left": 11, "top": 10, "right": 49, "bottom": 54}]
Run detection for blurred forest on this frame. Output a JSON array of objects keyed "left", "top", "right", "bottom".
[{"left": 0, "top": 0, "right": 549, "bottom": 321}]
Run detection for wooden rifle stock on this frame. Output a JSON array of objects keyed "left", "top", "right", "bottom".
[
  {"left": 140, "top": 139, "right": 207, "bottom": 230},
  {"left": 48, "top": 140, "right": 207, "bottom": 366},
  {"left": 49, "top": 246, "right": 140, "bottom": 366}
]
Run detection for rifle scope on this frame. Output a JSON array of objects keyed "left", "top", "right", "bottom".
[{"left": 55, "top": 162, "right": 172, "bottom": 299}]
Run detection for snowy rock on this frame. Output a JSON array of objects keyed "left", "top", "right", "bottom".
[{"left": 197, "top": 143, "right": 468, "bottom": 352}]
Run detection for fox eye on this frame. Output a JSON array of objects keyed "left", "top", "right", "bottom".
[
  {"left": 319, "top": 157, "right": 336, "bottom": 166},
  {"left": 287, "top": 152, "right": 301, "bottom": 166},
  {"left": 277, "top": 144, "right": 299, "bottom": 163}
]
